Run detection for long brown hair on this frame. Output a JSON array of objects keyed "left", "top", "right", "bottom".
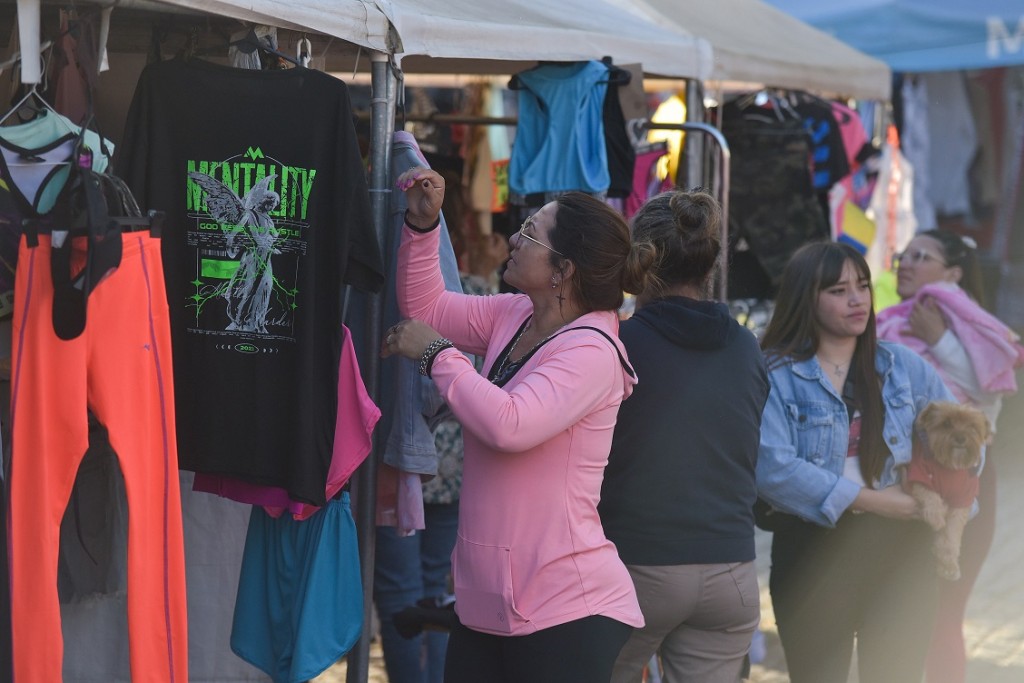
[{"left": 761, "top": 242, "right": 889, "bottom": 483}]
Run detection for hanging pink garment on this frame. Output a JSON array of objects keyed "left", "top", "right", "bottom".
[
  {"left": 374, "top": 463, "right": 427, "bottom": 536},
  {"left": 193, "top": 325, "right": 380, "bottom": 519},
  {"left": 625, "top": 148, "right": 671, "bottom": 218}
]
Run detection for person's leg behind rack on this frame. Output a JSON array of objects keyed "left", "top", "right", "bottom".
[
  {"left": 420, "top": 501, "right": 459, "bottom": 683},
  {"left": 374, "top": 524, "right": 429, "bottom": 683}
]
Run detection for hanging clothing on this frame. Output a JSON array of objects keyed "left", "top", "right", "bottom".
[
  {"left": 345, "top": 132, "right": 461, "bottom": 477},
  {"left": 192, "top": 324, "right": 380, "bottom": 519},
  {"left": 56, "top": 415, "right": 128, "bottom": 603},
  {"left": 231, "top": 493, "right": 363, "bottom": 683},
  {"left": 0, "top": 423, "right": 9, "bottom": 683},
  {"left": 509, "top": 61, "right": 611, "bottom": 196},
  {"left": 116, "top": 57, "right": 384, "bottom": 506},
  {"left": 900, "top": 76, "right": 937, "bottom": 231},
  {"left": 923, "top": 72, "right": 978, "bottom": 218},
  {"left": 793, "top": 96, "right": 850, "bottom": 194},
  {"left": 602, "top": 75, "right": 635, "bottom": 199},
  {"left": 468, "top": 83, "right": 512, "bottom": 218},
  {"left": 648, "top": 93, "right": 685, "bottom": 184},
  {"left": 48, "top": 9, "right": 101, "bottom": 125},
  {"left": 624, "top": 146, "right": 673, "bottom": 219},
  {"left": 721, "top": 99, "right": 828, "bottom": 297},
  {"left": 9, "top": 232, "right": 187, "bottom": 683},
  {"left": 0, "top": 109, "right": 111, "bottom": 320},
  {"left": 830, "top": 101, "right": 870, "bottom": 171},
  {"left": 865, "top": 128, "right": 917, "bottom": 278}
]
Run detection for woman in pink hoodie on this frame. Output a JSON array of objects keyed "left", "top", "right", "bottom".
[
  {"left": 383, "top": 167, "right": 654, "bottom": 683},
  {"left": 876, "top": 229, "right": 1024, "bottom": 683}
]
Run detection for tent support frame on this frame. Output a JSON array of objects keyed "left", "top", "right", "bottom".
[{"left": 347, "top": 49, "right": 398, "bottom": 683}]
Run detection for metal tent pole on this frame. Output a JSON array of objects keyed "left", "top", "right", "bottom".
[
  {"left": 347, "top": 49, "right": 397, "bottom": 683},
  {"left": 683, "top": 79, "right": 705, "bottom": 190}
]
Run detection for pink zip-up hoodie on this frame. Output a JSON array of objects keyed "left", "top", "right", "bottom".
[
  {"left": 397, "top": 223, "right": 644, "bottom": 636},
  {"left": 876, "top": 282, "right": 1024, "bottom": 402}
]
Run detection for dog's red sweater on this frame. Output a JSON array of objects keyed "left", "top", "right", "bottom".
[{"left": 905, "top": 439, "right": 979, "bottom": 509}]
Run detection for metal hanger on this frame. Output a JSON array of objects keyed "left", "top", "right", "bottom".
[
  {"left": 228, "top": 28, "right": 303, "bottom": 68},
  {"left": 0, "top": 85, "right": 78, "bottom": 137}
]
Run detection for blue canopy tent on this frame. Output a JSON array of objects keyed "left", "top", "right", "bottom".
[{"left": 764, "top": 0, "right": 1024, "bottom": 72}]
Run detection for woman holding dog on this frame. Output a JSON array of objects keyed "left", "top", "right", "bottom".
[
  {"left": 756, "top": 242, "right": 956, "bottom": 683},
  {"left": 876, "top": 229, "right": 1024, "bottom": 683}
]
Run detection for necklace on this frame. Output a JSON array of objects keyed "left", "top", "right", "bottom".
[
  {"left": 816, "top": 355, "right": 849, "bottom": 378},
  {"left": 491, "top": 323, "right": 531, "bottom": 382},
  {"left": 491, "top": 320, "right": 562, "bottom": 383}
]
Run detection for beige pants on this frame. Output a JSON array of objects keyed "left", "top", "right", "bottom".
[{"left": 611, "top": 562, "right": 760, "bottom": 683}]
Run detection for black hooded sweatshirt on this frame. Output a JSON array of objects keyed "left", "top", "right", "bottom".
[{"left": 599, "top": 296, "right": 769, "bottom": 565}]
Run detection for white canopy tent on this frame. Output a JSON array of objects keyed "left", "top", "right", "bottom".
[
  {"left": 118, "top": 0, "right": 715, "bottom": 79},
  {"left": 17, "top": 0, "right": 889, "bottom": 93},
  {"left": 610, "top": 0, "right": 891, "bottom": 99}
]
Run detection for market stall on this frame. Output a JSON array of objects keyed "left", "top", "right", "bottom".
[{"left": 1, "top": 2, "right": 893, "bottom": 683}]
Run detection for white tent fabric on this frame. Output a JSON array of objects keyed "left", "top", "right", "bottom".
[
  {"left": 381, "top": 0, "right": 712, "bottom": 79},
  {"left": 149, "top": 0, "right": 714, "bottom": 79},
  {"left": 135, "top": 0, "right": 395, "bottom": 50},
  {"left": 609, "top": 0, "right": 892, "bottom": 99}
]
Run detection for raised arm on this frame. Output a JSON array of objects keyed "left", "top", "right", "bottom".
[{"left": 395, "top": 167, "right": 505, "bottom": 353}]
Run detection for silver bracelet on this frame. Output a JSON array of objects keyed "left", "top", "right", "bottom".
[{"left": 419, "top": 337, "right": 455, "bottom": 377}]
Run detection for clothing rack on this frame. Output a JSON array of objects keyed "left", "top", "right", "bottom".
[
  {"left": 356, "top": 111, "right": 516, "bottom": 126},
  {"left": 361, "top": 112, "right": 733, "bottom": 300}
]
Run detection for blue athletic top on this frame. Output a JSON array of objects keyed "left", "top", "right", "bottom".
[{"left": 509, "top": 61, "right": 611, "bottom": 195}]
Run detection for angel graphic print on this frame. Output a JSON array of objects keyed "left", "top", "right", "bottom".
[{"left": 186, "top": 148, "right": 314, "bottom": 339}]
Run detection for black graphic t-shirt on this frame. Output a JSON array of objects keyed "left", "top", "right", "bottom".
[{"left": 117, "top": 58, "right": 383, "bottom": 505}]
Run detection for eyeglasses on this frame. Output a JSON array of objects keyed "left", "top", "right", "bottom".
[
  {"left": 516, "top": 218, "right": 565, "bottom": 258},
  {"left": 893, "top": 248, "right": 947, "bottom": 268}
]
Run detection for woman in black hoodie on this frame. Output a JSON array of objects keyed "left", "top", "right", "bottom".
[{"left": 600, "top": 190, "right": 769, "bottom": 683}]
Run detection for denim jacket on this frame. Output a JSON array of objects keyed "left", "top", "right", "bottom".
[
  {"left": 346, "top": 132, "right": 462, "bottom": 475},
  {"left": 757, "top": 341, "right": 956, "bottom": 528}
]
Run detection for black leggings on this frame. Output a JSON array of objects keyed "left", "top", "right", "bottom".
[
  {"left": 770, "top": 513, "right": 938, "bottom": 683},
  {"left": 444, "top": 615, "right": 633, "bottom": 683}
]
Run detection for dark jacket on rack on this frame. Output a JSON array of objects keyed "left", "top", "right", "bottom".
[{"left": 599, "top": 296, "right": 769, "bottom": 565}]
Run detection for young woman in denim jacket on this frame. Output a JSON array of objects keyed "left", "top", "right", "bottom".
[{"left": 756, "top": 242, "right": 956, "bottom": 683}]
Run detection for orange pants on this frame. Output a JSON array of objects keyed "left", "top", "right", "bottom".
[{"left": 8, "top": 233, "right": 187, "bottom": 682}]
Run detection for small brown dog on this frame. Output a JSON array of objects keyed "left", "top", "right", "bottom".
[{"left": 904, "top": 401, "right": 990, "bottom": 580}]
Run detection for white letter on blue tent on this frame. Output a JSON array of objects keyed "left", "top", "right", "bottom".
[{"left": 988, "top": 16, "right": 1024, "bottom": 59}]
